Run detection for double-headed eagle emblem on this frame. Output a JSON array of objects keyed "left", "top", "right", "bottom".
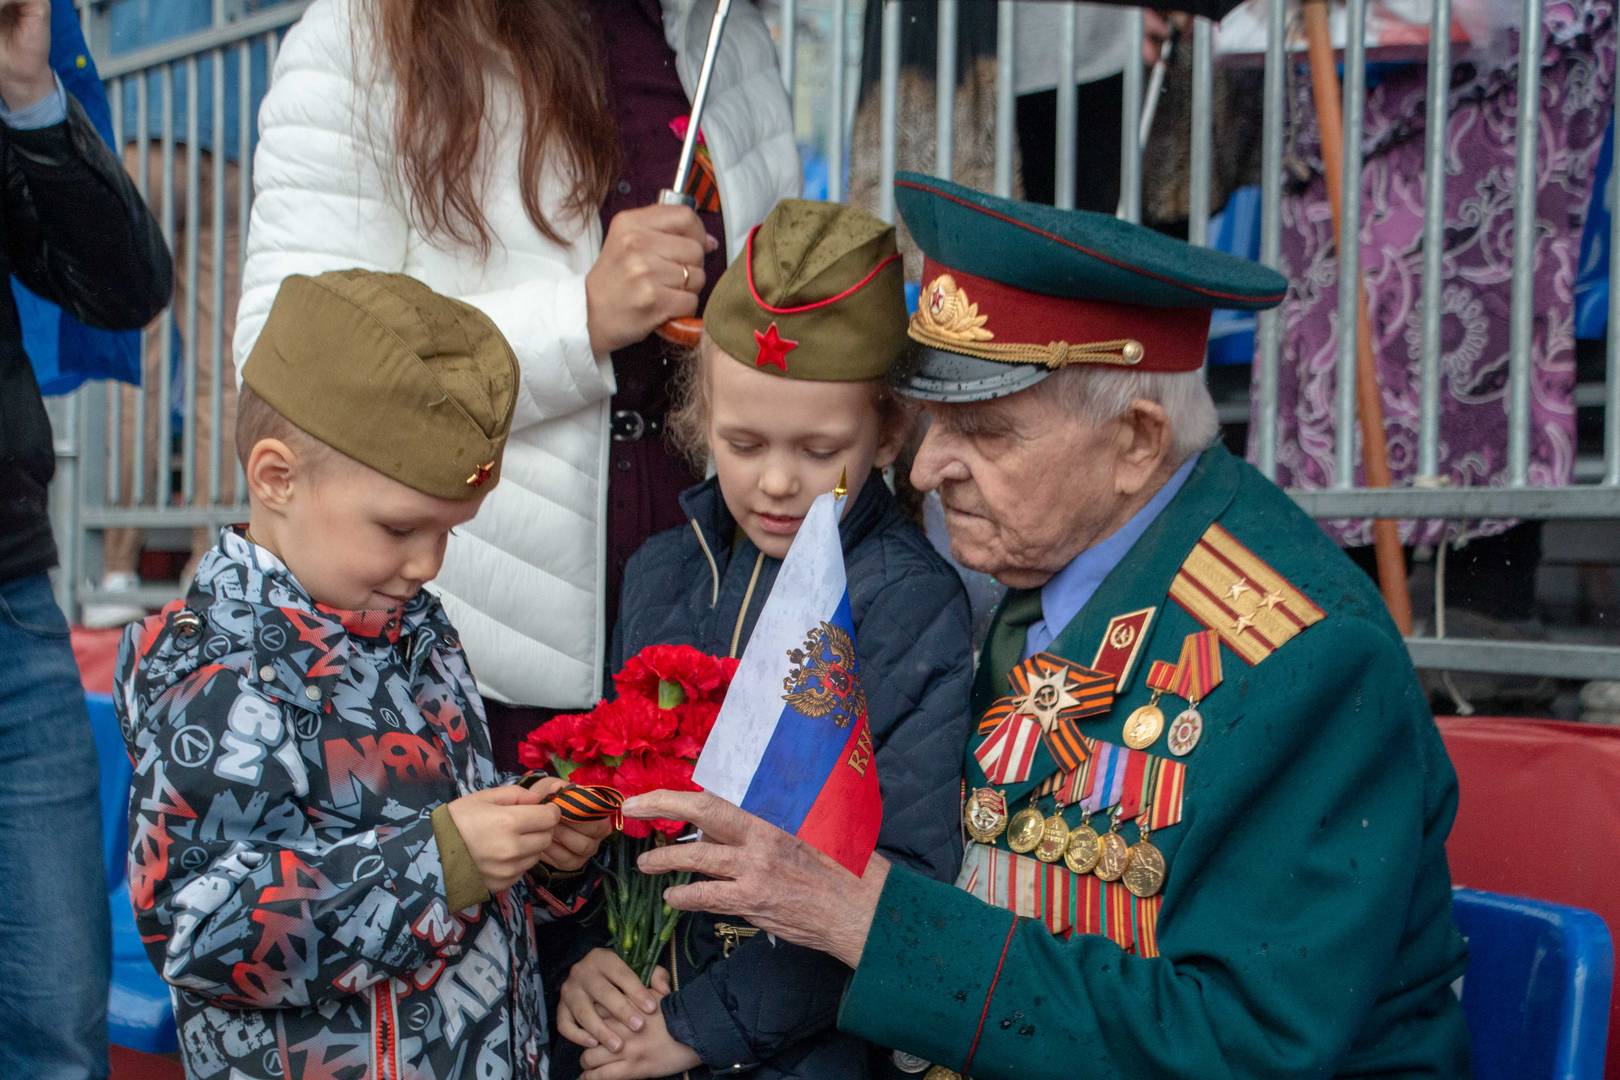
[{"left": 782, "top": 621, "right": 866, "bottom": 728}]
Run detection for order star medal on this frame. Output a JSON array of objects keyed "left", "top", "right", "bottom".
[
  {"left": 1167, "top": 630, "right": 1223, "bottom": 757},
  {"left": 963, "top": 787, "right": 1009, "bottom": 843}
]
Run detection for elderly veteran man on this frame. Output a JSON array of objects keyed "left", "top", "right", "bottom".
[{"left": 623, "top": 173, "right": 1471, "bottom": 1080}]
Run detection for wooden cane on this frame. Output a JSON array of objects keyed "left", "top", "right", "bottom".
[{"left": 1300, "top": 0, "right": 1414, "bottom": 635}]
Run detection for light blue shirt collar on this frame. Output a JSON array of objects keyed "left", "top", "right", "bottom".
[{"left": 1025, "top": 451, "right": 1201, "bottom": 658}]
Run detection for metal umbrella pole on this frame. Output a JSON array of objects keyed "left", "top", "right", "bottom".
[
  {"left": 656, "top": 0, "right": 736, "bottom": 347},
  {"left": 1299, "top": 0, "right": 1414, "bottom": 634}
]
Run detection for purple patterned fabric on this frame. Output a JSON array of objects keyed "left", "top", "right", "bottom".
[{"left": 1252, "top": 0, "right": 1616, "bottom": 547}]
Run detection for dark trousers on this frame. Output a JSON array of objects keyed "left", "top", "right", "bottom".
[{"left": 1016, "top": 74, "right": 1125, "bottom": 214}]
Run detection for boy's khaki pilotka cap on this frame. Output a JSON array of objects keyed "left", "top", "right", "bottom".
[
  {"left": 704, "top": 199, "right": 908, "bottom": 381},
  {"left": 242, "top": 270, "right": 518, "bottom": 499}
]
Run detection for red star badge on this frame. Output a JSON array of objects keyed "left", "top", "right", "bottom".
[
  {"left": 753, "top": 322, "right": 799, "bottom": 371},
  {"left": 466, "top": 460, "right": 495, "bottom": 489}
]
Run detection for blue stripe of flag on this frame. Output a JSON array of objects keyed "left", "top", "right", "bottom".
[{"left": 738, "top": 591, "right": 860, "bottom": 835}]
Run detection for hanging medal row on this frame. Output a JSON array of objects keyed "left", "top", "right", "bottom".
[
  {"left": 957, "top": 843, "right": 1166, "bottom": 958},
  {"left": 964, "top": 741, "right": 1185, "bottom": 898}
]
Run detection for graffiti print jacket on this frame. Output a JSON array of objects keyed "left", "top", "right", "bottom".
[{"left": 115, "top": 529, "right": 562, "bottom": 1080}]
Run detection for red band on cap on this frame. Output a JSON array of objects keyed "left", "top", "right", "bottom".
[
  {"left": 919, "top": 259, "right": 1213, "bottom": 373},
  {"left": 746, "top": 226, "right": 903, "bottom": 316}
]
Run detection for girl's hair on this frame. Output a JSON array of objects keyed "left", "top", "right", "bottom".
[
  {"left": 373, "top": 0, "right": 621, "bottom": 254},
  {"left": 665, "top": 337, "right": 913, "bottom": 472}
]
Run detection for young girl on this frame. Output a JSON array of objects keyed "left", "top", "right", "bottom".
[{"left": 553, "top": 200, "right": 976, "bottom": 1080}]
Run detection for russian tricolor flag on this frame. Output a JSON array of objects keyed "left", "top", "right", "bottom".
[{"left": 693, "top": 488, "right": 883, "bottom": 875}]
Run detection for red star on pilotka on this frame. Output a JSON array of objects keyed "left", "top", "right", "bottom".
[{"left": 753, "top": 321, "right": 799, "bottom": 371}]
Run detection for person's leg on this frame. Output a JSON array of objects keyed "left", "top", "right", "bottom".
[
  {"left": 1015, "top": 75, "right": 1124, "bottom": 213},
  {"left": 90, "top": 144, "right": 174, "bottom": 624},
  {"left": 0, "top": 575, "right": 111, "bottom": 1079}
]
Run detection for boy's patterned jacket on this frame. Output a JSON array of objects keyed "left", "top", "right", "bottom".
[{"left": 115, "top": 529, "right": 557, "bottom": 1080}]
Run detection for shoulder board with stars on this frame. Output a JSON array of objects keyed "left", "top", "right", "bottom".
[{"left": 1168, "top": 523, "right": 1324, "bottom": 666}]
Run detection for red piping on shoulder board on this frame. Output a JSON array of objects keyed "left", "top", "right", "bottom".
[
  {"left": 895, "top": 177, "right": 1287, "bottom": 307},
  {"left": 962, "top": 914, "right": 1021, "bottom": 1075}
]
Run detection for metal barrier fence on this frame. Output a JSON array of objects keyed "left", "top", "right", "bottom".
[{"left": 50, "top": 0, "right": 1620, "bottom": 683}]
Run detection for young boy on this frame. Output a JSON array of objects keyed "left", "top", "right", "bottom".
[
  {"left": 114, "top": 270, "right": 610, "bottom": 1080},
  {"left": 554, "top": 202, "right": 976, "bottom": 1079}
]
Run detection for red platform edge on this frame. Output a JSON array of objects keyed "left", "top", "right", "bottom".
[{"left": 1439, "top": 715, "right": 1620, "bottom": 1077}]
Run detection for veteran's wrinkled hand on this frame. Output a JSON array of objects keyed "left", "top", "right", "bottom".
[{"left": 625, "top": 789, "right": 890, "bottom": 969}]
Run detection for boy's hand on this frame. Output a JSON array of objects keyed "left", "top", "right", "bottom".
[
  {"left": 579, "top": 993, "right": 699, "bottom": 1080},
  {"left": 557, "top": 948, "right": 669, "bottom": 1052},
  {"left": 522, "top": 775, "right": 615, "bottom": 872},
  {"left": 445, "top": 785, "right": 560, "bottom": 894},
  {"left": 542, "top": 815, "right": 613, "bottom": 872}
]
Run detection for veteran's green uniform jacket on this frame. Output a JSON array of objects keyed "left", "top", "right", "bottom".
[{"left": 837, "top": 445, "right": 1471, "bottom": 1078}]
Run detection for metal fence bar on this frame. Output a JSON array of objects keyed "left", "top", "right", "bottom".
[
  {"left": 1119, "top": 7, "right": 1144, "bottom": 223},
  {"left": 1417, "top": 0, "right": 1453, "bottom": 480},
  {"left": 130, "top": 74, "right": 149, "bottom": 506},
  {"left": 1291, "top": 486, "right": 1620, "bottom": 518},
  {"left": 1507, "top": 0, "right": 1544, "bottom": 485},
  {"left": 182, "top": 56, "right": 201, "bottom": 504},
  {"left": 1610, "top": 80, "right": 1620, "bottom": 484},
  {"left": 1054, "top": 4, "right": 1078, "bottom": 209},
  {"left": 994, "top": 1, "right": 1016, "bottom": 198},
  {"left": 1404, "top": 638, "right": 1620, "bottom": 683},
  {"left": 781, "top": 0, "right": 797, "bottom": 102},
  {"left": 936, "top": 0, "right": 958, "bottom": 181},
  {"left": 235, "top": 40, "right": 252, "bottom": 500},
  {"left": 1187, "top": 17, "right": 1214, "bottom": 247},
  {"left": 211, "top": 49, "right": 227, "bottom": 505},
  {"left": 878, "top": 0, "right": 899, "bottom": 223},
  {"left": 157, "top": 66, "right": 176, "bottom": 508},
  {"left": 97, "top": 2, "right": 306, "bottom": 78},
  {"left": 107, "top": 76, "right": 124, "bottom": 507},
  {"left": 828, "top": 0, "right": 847, "bottom": 203},
  {"left": 1254, "top": 0, "right": 1287, "bottom": 480},
  {"left": 1334, "top": 0, "right": 1369, "bottom": 489}
]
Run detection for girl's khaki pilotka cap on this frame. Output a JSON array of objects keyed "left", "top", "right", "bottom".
[
  {"left": 241, "top": 270, "right": 518, "bottom": 500},
  {"left": 704, "top": 199, "right": 909, "bottom": 381}
]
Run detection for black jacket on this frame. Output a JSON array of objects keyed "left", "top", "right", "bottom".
[
  {"left": 0, "top": 94, "right": 171, "bottom": 586},
  {"left": 551, "top": 475, "right": 975, "bottom": 1079}
]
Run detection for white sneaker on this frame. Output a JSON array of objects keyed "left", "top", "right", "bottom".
[{"left": 81, "top": 571, "right": 148, "bottom": 629}]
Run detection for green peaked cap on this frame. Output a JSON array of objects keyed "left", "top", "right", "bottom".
[
  {"left": 242, "top": 269, "right": 518, "bottom": 500},
  {"left": 705, "top": 199, "right": 908, "bottom": 381}
]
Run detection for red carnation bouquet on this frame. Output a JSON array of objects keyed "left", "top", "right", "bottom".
[{"left": 519, "top": 644, "right": 738, "bottom": 982}]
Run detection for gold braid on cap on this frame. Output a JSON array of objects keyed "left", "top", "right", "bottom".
[{"left": 909, "top": 273, "right": 1144, "bottom": 368}]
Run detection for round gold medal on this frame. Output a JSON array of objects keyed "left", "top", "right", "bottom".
[
  {"left": 1123, "top": 838, "right": 1167, "bottom": 898},
  {"left": 1122, "top": 703, "right": 1165, "bottom": 750},
  {"left": 1034, "top": 814, "right": 1070, "bottom": 863},
  {"left": 963, "top": 787, "right": 1009, "bottom": 843},
  {"left": 923, "top": 1067, "right": 963, "bottom": 1080},
  {"left": 1063, "top": 824, "right": 1101, "bottom": 874},
  {"left": 1007, "top": 806, "right": 1045, "bottom": 854},
  {"left": 1094, "top": 830, "right": 1129, "bottom": 881}
]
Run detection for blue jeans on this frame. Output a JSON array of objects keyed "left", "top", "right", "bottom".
[{"left": 0, "top": 575, "right": 110, "bottom": 1079}]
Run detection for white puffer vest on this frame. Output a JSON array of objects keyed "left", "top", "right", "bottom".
[{"left": 235, "top": 0, "right": 800, "bottom": 706}]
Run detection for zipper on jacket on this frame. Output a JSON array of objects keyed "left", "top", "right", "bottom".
[
  {"left": 671, "top": 933, "right": 692, "bottom": 1080},
  {"left": 727, "top": 551, "right": 766, "bottom": 659},
  {"left": 372, "top": 980, "right": 401, "bottom": 1080},
  {"left": 714, "top": 921, "right": 761, "bottom": 958}
]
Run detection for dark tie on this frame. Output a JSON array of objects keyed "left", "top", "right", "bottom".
[{"left": 979, "top": 587, "right": 1045, "bottom": 697}]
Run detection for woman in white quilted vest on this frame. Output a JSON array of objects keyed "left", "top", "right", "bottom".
[{"left": 235, "top": 0, "right": 799, "bottom": 764}]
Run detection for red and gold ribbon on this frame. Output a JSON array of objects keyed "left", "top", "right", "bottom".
[{"left": 1170, "top": 630, "right": 1223, "bottom": 702}]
